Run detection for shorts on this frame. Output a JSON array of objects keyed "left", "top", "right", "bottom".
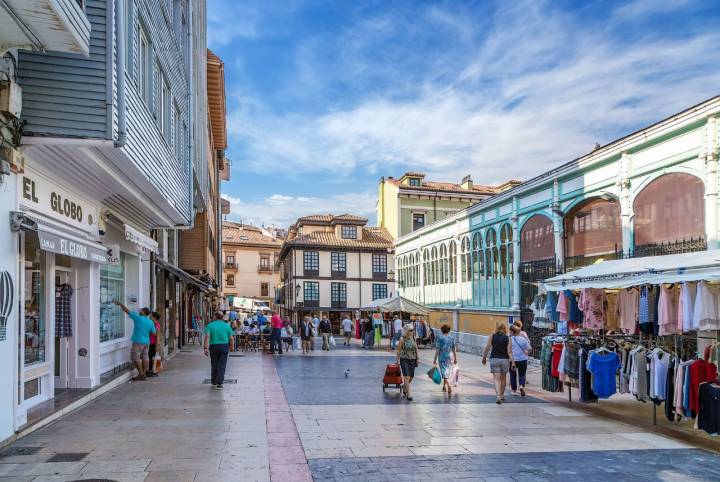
[
  {"left": 131, "top": 342, "right": 149, "bottom": 363},
  {"left": 489, "top": 358, "right": 510, "bottom": 374},
  {"left": 343, "top": 330, "right": 353, "bottom": 337},
  {"left": 399, "top": 358, "right": 417, "bottom": 378}
]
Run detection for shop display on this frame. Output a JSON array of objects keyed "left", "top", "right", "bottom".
[{"left": 100, "top": 254, "right": 125, "bottom": 342}]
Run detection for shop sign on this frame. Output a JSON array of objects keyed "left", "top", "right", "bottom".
[
  {"left": 37, "top": 230, "right": 109, "bottom": 264},
  {"left": 124, "top": 224, "right": 158, "bottom": 254},
  {"left": 18, "top": 168, "right": 98, "bottom": 234},
  {"left": 106, "top": 244, "right": 121, "bottom": 266}
]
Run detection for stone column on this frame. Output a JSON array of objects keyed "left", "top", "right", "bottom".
[
  {"left": 704, "top": 116, "right": 719, "bottom": 249},
  {"left": 551, "top": 180, "right": 564, "bottom": 271},
  {"left": 619, "top": 152, "right": 633, "bottom": 256},
  {"left": 511, "top": 196, "right": 520, "bottom": 310}
]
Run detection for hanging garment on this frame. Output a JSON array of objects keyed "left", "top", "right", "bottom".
[
  {"left": 657, "top": 285, "right": 679, "bottom": 336},
  {"left": 563, "top": 290, "right": 583, "bottom": 327},
  {"left": 689, "top": 359, "right": 719, "bottom": 417},
  {"left": 579, "top": 347, "right": 599, "bottom": 402},
  {"left": 675, "top": 361, "right": 689, "bottom": 418},
  {"left": 638, "top": 286, "right": 658, "bottom": 335},
  {"left": 586, "top": 350, "right": 621, "bottom": 399},
  {"left": 605, "top": 291, "right": 619, "bottom": 331},
  {"left": 579, "top": 289, "right": 605, "bottom": 331},
  {"left": 551, "top": 343, "right": 564, "bottom": 378},
  {"left": 617, "top": 288, "right": 639, "bottom": 333},
  {"left": 648, "top": 348, "right": 670, "bottom": 401},
  {"left": 664, "top": 357, "right": 676, "bottom": 422},
  {"left": 679, "top": 282, "right": 697, "bottom": 332},
  {"left": 694, "top": 282, "right": 720, "bottom": 331},
  {"left": 630, "top": 347, "right": 649, "bottom": 402},
  {"left": 545, "top": 292, "right": 560, "bottom": 323},
  {"left": 698, "top": 383, "right": 720, "bottom": 435},
  {"left": 557, "top": 291, "right": 569, "bottom": 322},
  {"left": 55, "top": 284, "right": 73, "bottom": 338}
]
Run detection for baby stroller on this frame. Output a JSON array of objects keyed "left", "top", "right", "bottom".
[{"left": 382, "top": 363, "right": 403, "bottom": 392}]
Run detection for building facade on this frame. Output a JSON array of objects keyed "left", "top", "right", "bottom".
[
  {"left": 377, "top": 172, "right": 520, "bottom": 239},
  {"left": 222, "top": 222, "right": 282, "bottom": 307},
  {"left": 0, "top": 0, "right": 208, "bottom": 444},
  {"left": 395, "top": 97, "right": 719, "bottom": 352},
  {"left": 276, "top": 215, "right": 395, "bottom": 324}
]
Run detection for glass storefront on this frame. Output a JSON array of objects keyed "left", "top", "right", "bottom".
[
  {"left": 24, "top": 234, "right": 46, "bottom": 365},
  {"left": 100, "top": 253, "right": 126, "bottom": 342}
]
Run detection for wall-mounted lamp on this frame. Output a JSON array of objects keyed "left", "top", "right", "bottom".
[{"left": 295, "top": 283, "right": 301, "bottom": 296}]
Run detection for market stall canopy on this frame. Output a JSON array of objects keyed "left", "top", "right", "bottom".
[
  {"left": 360, "top": 295, "right": 430, "bottom": 314},
  {"left": 544, "top": 249, "right": 720, "bottom": 291}
]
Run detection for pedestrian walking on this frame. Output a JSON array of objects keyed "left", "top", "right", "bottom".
[
  {"left": 146, "top": 312, "right": 162, "bottom": 377},
  {"left": 269, "top": 311, "right": 284, "bottom": 355},
  {"left": 509, "top": 325, "right": 531, "bottom": 396},
  {"left": 433, "top": 324, "right": 458, "bottom": 395},
  {"left": 396, "top": 324, "right": 419, "bottom": 401},
  {"left": 300, "top": 316, "right": 313, "bottom": 354},
  {"left": 341, "top": 316, "right": 353, "bottom": 346},
  {"left": 362, "top": 318, "right": 374, "bottom": 348},
  {"left": 311, "top": 313, "right": 320, "bottom": 350},
  {"left": 513, "top": 320, "right": 530, "bottom": 342},
  {"left": 481, "top": 321, "right": 515, "bottom": 404},
  {"left": 203, "top": 310, "right": 235, "bottom": 390},
  {"left": 320, "top": 316, "right": 332, "bottom": 351},
  {"left": 391, "top": 315, "right": 403, "bottom": 349},
  {"left": 113, "top": 301, "right": 156, "bottom": 381}
]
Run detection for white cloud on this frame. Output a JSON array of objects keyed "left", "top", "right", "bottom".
[
  {"left": 225, "top": 0, "right": 720, "bottom": 185},
  {"left": 221, "top": 192, "right": 377, "bottom": 228}
]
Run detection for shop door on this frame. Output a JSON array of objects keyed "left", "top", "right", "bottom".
[{"left": 54, "top": 268, "right": 72, "bottom": 390}]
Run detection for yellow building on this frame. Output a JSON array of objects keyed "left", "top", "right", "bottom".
[{"left": 376, "top": 172, "right": 521, "bottom": 239}]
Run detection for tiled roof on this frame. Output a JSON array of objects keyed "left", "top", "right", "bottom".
[
  {"left": 387, "top": 178, "right": 500, "bottom": 195},
  {"left": 283, "top": 227, "right": 393, "bottom": 251},
  {"left": 296, "top": 213, "right": 368, "bottom": 225},
  {"left": 222, "top": 222, "right": 282, "bottom": 247}
]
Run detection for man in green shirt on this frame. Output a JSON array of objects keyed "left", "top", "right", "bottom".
[{"left": 204, "top": 311, "right": 235, "bottom": 390}]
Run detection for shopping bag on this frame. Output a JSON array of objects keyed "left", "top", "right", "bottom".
[
  {"left": 329, "top": 335, "right": 336, "bottom": 346},
  {"left": 452, "top": 365, "right": 460, "bottom": 388},
  {"left": 152, "top": 355, "right": 163, "bottom": 373},
  {"left": 293, "top": 337, "right": 301, "bottom": 350},
  {"left": 431, "top": 367, "right": 442, "bottom": 385},
  {"left": 426, "top": 367, "right": 436, "bottom": 379}
]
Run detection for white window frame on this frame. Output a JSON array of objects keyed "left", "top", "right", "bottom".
[{"left": 138, "top": 23, "right": 151, "bottom": 105}]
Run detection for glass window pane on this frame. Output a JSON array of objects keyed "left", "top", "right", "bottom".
[
  {"left": 520, "top": 214, "right": 554, "bottom": 262},
  {"left": 100, "top": 253, "right": 126, "bottom": 343},
  {"left": 565, "top": 198, "right": 622, "bottom": 257},
  {"left": 24, "top": 234, "right": 45, "bottom": 365}
]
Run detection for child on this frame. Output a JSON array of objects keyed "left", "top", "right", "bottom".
[{"left": 146, "top": 312, "right": 162, "bottom": 377}]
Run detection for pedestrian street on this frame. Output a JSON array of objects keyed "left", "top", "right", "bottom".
[{"left": 0, "top": 338, "right": 717, "bottom": 481}]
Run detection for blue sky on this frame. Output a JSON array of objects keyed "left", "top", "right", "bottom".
[{"left": 208, "top": 0, "right": 720, "bottom": 228}]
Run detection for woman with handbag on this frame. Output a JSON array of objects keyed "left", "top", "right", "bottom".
[
  {"left": 433, "top": 324, "right": 457, "bottom": 395},
  {"left": 482, "top": 321, "right": 515, "bottom": 404},
  {"left": 396, "top": 324, "right": 419, "bottom": 401},
  {"left": 300, "top": 316, "right": 313, "bottom": 354}
]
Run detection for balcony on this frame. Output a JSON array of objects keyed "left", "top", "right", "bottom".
[
  {"left": 258, "top": 264, "right": 272, "bottom": 273},
  {"left": 224, "top": 262, "right": 238, "bottom": 270},
  {"left": 0, "top": 0, "right": 91, "bottom": 56}
]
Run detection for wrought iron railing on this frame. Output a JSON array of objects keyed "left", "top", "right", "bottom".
[{"left": 629, "top": 237, "right": 707, "bottom": 258}]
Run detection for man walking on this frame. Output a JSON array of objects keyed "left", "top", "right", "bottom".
[
  {"left": 319, "top": 316, "right": 332, "bottom": 351},
  {"left": 203, "top": 310, "right": 235, "bottom": 390},
  {"left": 391, "top": 315, "right": 403, "bottom": 349},
  {"left": 269, "top": 311, "right": 283, "bottom": 355},
  {"left": 342, "top": 316, "right": 353, "bottom": 346},
  {"left": 114, "top": 301, "right": 156, "bottom": 381},
  {"left": 311, "top": 313, "right": 320, "bottom": 351}
]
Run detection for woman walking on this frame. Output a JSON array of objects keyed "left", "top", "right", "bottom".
[
  {"left": 300, "top": 316, "right": 313, "bottom": 354},
  {"left": 433, "top": 324, "right": 457, "bottom": 395},
  {"left": 396, "top": 325, "right": 419, "bottom": 401},
  {"left": 482, "top": 322, "right": 515, "bottom": 404},
  {"left": 509, "top": 325, "right": 531, "bottom": 396}
]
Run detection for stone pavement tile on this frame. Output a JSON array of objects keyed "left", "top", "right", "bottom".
[
  {"left": 31, "top": 473, "right": 148, "bottom": 482},
  {"left": 146, "top": 456, "right": 221, "bottom": 472},
  {"left": 144, "top": 470, "right": 196, "bottom": 482},
  {"left": 303, "top": 447, "right": 355, "bottom": 459},
  {"left": 409, "top": 445, "right": 470, "bottom": 456},
  {"left": 80, "top": 459, "right": 151, "bottom": 473},
  {"left": 270, "top": 463, "right": 313, "bottom": 482},
  {"left": 194, "top": 468, "right": 270, "bottom": 482},
  {"left": 0, "top": 477, "right": 34, "bottom": 482},
  {"left": 221, "top": 447, "right": 268, "bottom": 459},
  {"left": 618, "top": 432, "right": 692, "bottom": 449},
  {"left": 268, "top": 445, "right": 306, "bottom": 465},
  {"left": 350, "top": 447, "right": 414, "bottom": 458},
  {"left": 267, "top": 431, "right": 302, "bottom": 447},
  {"left": 0, "top": 462, "right": 87, "bottom": 477},
  {"left": 218, "top": 456, "right": 268, "bottom": 471}
]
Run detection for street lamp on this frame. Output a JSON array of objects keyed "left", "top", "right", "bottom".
[
  {"left": 295, "top": 283, "right": 301, "bottom": 297},
  {"left": 387, "top": 269, "right": 395, "bottom": 281}
]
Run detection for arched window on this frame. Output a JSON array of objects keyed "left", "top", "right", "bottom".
[
  {"left": 415, "top": 252, "right": 420, "bottom": 287},
  {"left": 486, "top": 228, "right": 497, "bottom": 278},
  {"left": 472, "top": 233, "right": 482, "bottom": 282},
  {"left": 439, "top": 244, "right": 448, "bottom": 284},
  {"left": 431, "top": 246, "right": 438, "bottom": 285},
  {"left": 460, "top": 236, "right": 470, "bottom": 282},
  {"left": 565, "top": 197, "right": 622, "bottom": 258},
  {"left": 422, "top": 249, "right": 429, "bottom": 286},
  {"left": 633, "top": 173, "right": 705, "bottom": 248},
  {"left": 449, "top": 241, "right": 457, "bottom": 283},
  {"left": 500, "top": 223, "right": 513, "bottom": 279},
  {"left": 520, "top": 214, "right": 554, "bottom": 262}
]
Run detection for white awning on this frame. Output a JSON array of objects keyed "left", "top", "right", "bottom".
[
  {"left": 124, "top": 224, "right": 158, "bottom": 254},
  {"left": 360, "top": 295, "right": 430, "bottom": 315},
  {"left": 543, "top": 250, "right": 720, "bottom": 291}
]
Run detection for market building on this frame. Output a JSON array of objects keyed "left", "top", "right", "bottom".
[
  {"left": 377, "top": 171, "right": 521, "bottom": 239},
  {"left": 276, "top": 214, "right": 395, "bottom": 325},
  {"left": 395, "top": 96, "right": 719, "bottom": 353},
  {"left": 0, "top": 0, "right": 210, "bottom": 445},
  {"left": 221, "top": 222, "right": 282, "bottom": 308}
]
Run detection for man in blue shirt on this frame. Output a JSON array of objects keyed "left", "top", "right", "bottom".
[{"left": 114, "top": 301, "right": 156, "bottom": 381}]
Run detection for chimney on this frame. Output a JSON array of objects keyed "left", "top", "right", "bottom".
[{"left": 461, "top": 175, "right": 473, "bottom": 190}]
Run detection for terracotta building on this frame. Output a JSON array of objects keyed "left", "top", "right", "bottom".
[{"left": 222, "top": 222, "right": 282, "bottom": 307}]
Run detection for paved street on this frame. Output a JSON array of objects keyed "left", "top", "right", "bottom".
[{"left": 0, "top": 340, "right": 718, "bottom": 481}]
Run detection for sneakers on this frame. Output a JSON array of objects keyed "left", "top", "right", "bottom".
[
  {"left": 520, "top": 388, "right": 526, "bottom": 397},
  {"left": 511, "top": 391, "right": 519, "bottom": 396},
  {"left": 132, "top": 375, "right": 146, "bottom": 381},
  {"left": 146, "top": 372, "right": 158, "bottom": 377},
  {"left": 214, "top": 384, "right": 223, "bottom": 390}
]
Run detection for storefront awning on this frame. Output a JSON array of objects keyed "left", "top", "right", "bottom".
[
  {"left": 125, "top": 224, "right": 159, "bottom": 254},
  {"left": 155, "top": 258, "right": 211, "bottom": 292},
  {"left": 543, "top": 249, "right": 720, "bottom": 291},
  {"left": 12, "top": 212, "right": 110, "bottom": 264}
]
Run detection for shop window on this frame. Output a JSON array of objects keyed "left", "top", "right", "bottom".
[
  {"left": 633, "top": 173, "right": 705, "bottom": 248},
  {"left": 100, "top": 253, "right": 126, "bottom": 343},
  {"left": 24, "top": 234, "right": 46, "bottom": 365},
  {"left": 520, "top": 214, "right": 554, "bottom": 262},
  {"left": 565, "top": 198, "right": 622, "bottom": 258}
]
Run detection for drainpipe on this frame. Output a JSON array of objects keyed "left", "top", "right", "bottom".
[
  {"left": 185, "top": 0, "right": 195, "bottom": 230},
  {"left": 114, "top": 0, "right": 127, "bottom": 147}
]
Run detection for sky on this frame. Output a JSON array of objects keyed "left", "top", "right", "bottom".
[{"left": 208, "top": 0, "right": 720, "bottom": 229}]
